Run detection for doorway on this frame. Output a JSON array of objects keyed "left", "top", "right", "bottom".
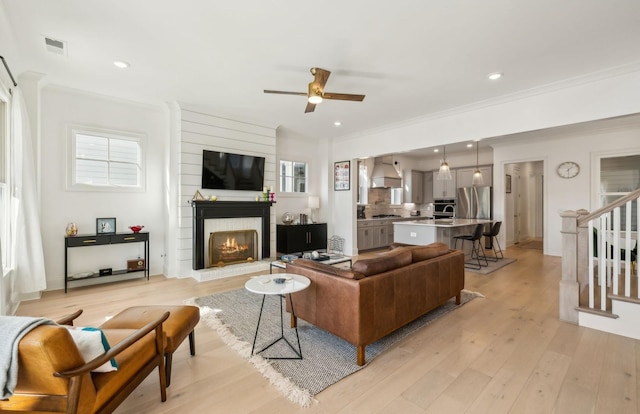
[{"left": 504, "top": 161, "right": 544, "bottom": 249}]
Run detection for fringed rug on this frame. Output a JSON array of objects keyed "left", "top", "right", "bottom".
[{"left": 190, "top": 288, "right": 481, "bottom": 407}]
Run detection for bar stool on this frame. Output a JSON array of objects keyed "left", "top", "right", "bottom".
[
  {"left": 453, "top": 224, "right": 488, "bottom": 270},
  {"left": 483, "top": 221, "right": 504, "bottom": 261}
]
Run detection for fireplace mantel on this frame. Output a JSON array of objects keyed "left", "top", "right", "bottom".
[{"left": 191, "top": 201, "right": 273, "bottom": 270}]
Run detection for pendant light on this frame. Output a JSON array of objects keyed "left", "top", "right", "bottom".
[
  {"left": 437, "top": 146, "right": 452, "bottom": 180},
  {"left": 472, "top": 141, "right": 484, "bottom": 185}
]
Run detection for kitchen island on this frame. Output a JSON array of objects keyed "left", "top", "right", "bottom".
[{"left": 393, "top": 218, "right": 493, "bottom": 247}]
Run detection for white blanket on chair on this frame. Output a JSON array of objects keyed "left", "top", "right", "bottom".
[{"left": 0, "top": 316, "right": 55, "bottom": 399}]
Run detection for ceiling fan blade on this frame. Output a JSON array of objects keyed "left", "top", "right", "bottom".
[
  {"left": 312, "top": 68, "right": 331, "bottom": 89},
  {"left": 263, "top": 90, "right": 307, "bottom": 96},
  {"left": 304, "top": 102, "right": 316, "bottom": 113},
  {"left": 322, "top": 92, "right": 366, "bottom": 102}
]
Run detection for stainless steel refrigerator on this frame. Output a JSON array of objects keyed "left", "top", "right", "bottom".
[{"left": 457, "top": 186, "right": 492, "bottom": 219}]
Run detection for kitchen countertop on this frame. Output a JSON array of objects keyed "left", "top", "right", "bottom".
[
  {"left": 358, "top": 216, "right": 429, "bottom": 222},
  {"left": 393, "top": 218, "right": 493, "bottom": 228}
]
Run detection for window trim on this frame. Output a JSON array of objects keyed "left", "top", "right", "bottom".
[{"left": 66, "top": 124, "right": 146, "bottom": 192}]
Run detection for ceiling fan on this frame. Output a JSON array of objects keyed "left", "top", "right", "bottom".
[{"left": 264, "top": 67, "right": 365, "bottom": 113}]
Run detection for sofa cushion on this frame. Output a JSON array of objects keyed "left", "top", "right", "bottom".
[
  {"left": 410, "top": 242, "right": 451, "bottom": 263},
  {"left": 290, "top": 259, "right": 365, "bottom": 280},
  {"left": 353, "top": 247, "right": 412, "bottom": 276}
]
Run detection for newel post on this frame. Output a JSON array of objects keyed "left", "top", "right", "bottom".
[{"left": 559, "top": 210, "right": 581, "bottom": 323}]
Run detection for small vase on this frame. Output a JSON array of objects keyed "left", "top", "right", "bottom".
[{"left": 66, "top": 222, "right": 78, "bottom": 237}]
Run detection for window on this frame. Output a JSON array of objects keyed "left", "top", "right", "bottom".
[
  {"left": 279, "top": 160, "right": 307, "bottom": 193},
  {"left": 599, "top": 154, "right": 640, "bottom": 231},
  {"left": 357, "top": 161, "right": 368, "bottom": 204},
  {"left": 68, "top": 126, "right": 145, "bottom": 191},
  {"left": 390, "top": 188, "right": 402, "bottom": 205}
]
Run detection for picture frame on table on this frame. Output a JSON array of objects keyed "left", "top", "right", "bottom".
[
  {"left": 96, "top": 217, "right": 116, "bottom": 235},
  {"left": 334, "top": 160, "right": 350, "bottom": 191},
  {"left": 505, "top": 174, "right": 512, "bottom": 194}
]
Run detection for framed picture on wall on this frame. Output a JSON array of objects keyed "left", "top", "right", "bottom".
[
  {"left": 334, "top": 161, "right": 350, "bottom": 191},
  {"left": 96, "top": 217, "right": 116, "bottom": 234},
  {"left": 505, "top": 174, "right": 512, "bottom": 194}
]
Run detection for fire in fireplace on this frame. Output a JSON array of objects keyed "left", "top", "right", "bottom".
[{"left": 208, "top": 229, "right": 258, "bottom": 267}]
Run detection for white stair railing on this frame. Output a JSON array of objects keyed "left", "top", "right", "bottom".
[{"left": 560, "top": 189, "right": 640, "bottom": 322}]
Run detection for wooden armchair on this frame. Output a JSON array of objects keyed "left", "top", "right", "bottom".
[{"left": 0, "top": 310, "right": 169, "bottom": 414}]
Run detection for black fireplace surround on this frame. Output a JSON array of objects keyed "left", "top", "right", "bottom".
[{"left": 191, "top": 200, "right": 272, "bottom": 270}]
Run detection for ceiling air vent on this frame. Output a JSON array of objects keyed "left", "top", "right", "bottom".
[{"left": 43, "top": 36, "right": 67, "bottom": 56}]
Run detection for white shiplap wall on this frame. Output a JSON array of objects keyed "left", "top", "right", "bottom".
[{"left": 175, "top": 106, "right": 277, "bottom": 279}]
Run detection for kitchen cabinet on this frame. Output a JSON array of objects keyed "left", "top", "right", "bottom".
[
  {"left": 457, "top": 166, "right": 493, "bottom": 188},
  {"left": 433, "top": 169, "right": 457, "bottom": 198},
  {"left": 403, "top": 170, "right": 424, "bottom": 203},
  {"left": 357, "top": 221, "right": 374, "bottom": 250},
  {"left": 357, "top": 219, "right": 393, "bottom": 250},
  {"left": 277, "top": 223, "right": 327, "bottom": 254},
  {"left": 423, "top": 171, "right": 434, "bottom": 203}
]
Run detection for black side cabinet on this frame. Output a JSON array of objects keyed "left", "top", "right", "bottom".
[{"left": 277, "top": 223, "right": 327, "bottom": 254}]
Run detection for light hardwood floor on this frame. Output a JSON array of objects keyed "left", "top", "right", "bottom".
[{"left": 17, "top": 246, "right": 640, "bottom": 413}]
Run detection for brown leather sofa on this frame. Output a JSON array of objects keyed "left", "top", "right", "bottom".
[
  {"left": 285, "top": 242, "right": 465, "bottom": 365},
  {"left": 0, "top": 310, "right": 168, "bottom": 414}
]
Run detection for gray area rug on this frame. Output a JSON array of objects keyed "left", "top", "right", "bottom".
[
  {"left": 192, "top": 288, "right": 481, "bottom": 407},
  {"left": 465, "top": 257, "right": 516, "bottom": 275}
]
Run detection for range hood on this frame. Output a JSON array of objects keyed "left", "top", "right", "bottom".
[{"left": 371, "top": 157, "right": 401, "bottom": 188}]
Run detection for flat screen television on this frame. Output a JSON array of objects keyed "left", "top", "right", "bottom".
[{"left": 201, "top": 150, "right": 265, "bottom": 191}]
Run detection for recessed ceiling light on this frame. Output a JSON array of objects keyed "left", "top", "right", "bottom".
[
  {"left": 433, "top": 149, "right": 439, "bottom": 153},
  {"left": 334, "top": 121, "right": 342, "bottom": 126},
  {"left": 466, "top": 143, "right": 473, "bottom": 148},
  {"left": 488, "top": 72, "right": 502, "bottom": 81},
  {"left": 113, "top": 60, "right": 130, "bottom": 69}
]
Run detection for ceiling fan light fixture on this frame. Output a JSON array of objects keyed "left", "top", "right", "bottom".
[{"left": 308, "top": 82, "right": 323, "bottom": 104}]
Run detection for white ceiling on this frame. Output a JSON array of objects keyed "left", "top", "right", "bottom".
[{"left": 2, "top": 0, "right": 640, "bottom": 142}]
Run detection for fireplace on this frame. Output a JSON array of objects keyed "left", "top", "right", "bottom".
[
  {"left": 209, "top": 229, "right": 258, "bottom": 267},
  {"left": 192, "top": 200, "right": 272, "bottom": 270}
]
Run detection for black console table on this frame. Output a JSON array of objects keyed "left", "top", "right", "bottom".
[{"left": 64, "top": 232, "right": 149, "bottom": 293}]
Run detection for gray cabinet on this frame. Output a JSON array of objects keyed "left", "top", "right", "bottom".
[
  {"left": 357, "top": 219, "right": 393, "bottom": 250},
  {"left": 403, "top": 170, "right": 424, "bottom": 203},
  {"left": 433, "top": 169, "right": 457, "bottom": 198},
  {"left": 357, "top": 221, "right": 374, "bottom": 250},
  {"left": 423, "top": 171, "right": 434, "bottom": 203}
]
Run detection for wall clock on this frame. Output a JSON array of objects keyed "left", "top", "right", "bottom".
[{"left": 557, "top": 161, "right": 580, "bottom": 179}]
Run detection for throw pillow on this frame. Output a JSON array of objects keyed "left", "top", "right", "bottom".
[{"left": 63, "top": 326, "right": 118, "bottom": 372}]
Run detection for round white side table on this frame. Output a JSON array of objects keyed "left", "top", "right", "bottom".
[{"left": 245, "top": 273, "right": 310, "bottom": 359}]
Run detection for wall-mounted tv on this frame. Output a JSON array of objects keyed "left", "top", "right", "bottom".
[{"left": 201, "top": 150, "right": 265, "bottom": 191}]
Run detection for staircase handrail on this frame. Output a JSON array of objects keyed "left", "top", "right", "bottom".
[{"left": 577, "top": 188, "right": 640, "bottom": 226}]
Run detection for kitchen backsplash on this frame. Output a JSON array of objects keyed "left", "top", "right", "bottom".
[{"left": 361, "top": 188, "right": 433, "bottom": 218}]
